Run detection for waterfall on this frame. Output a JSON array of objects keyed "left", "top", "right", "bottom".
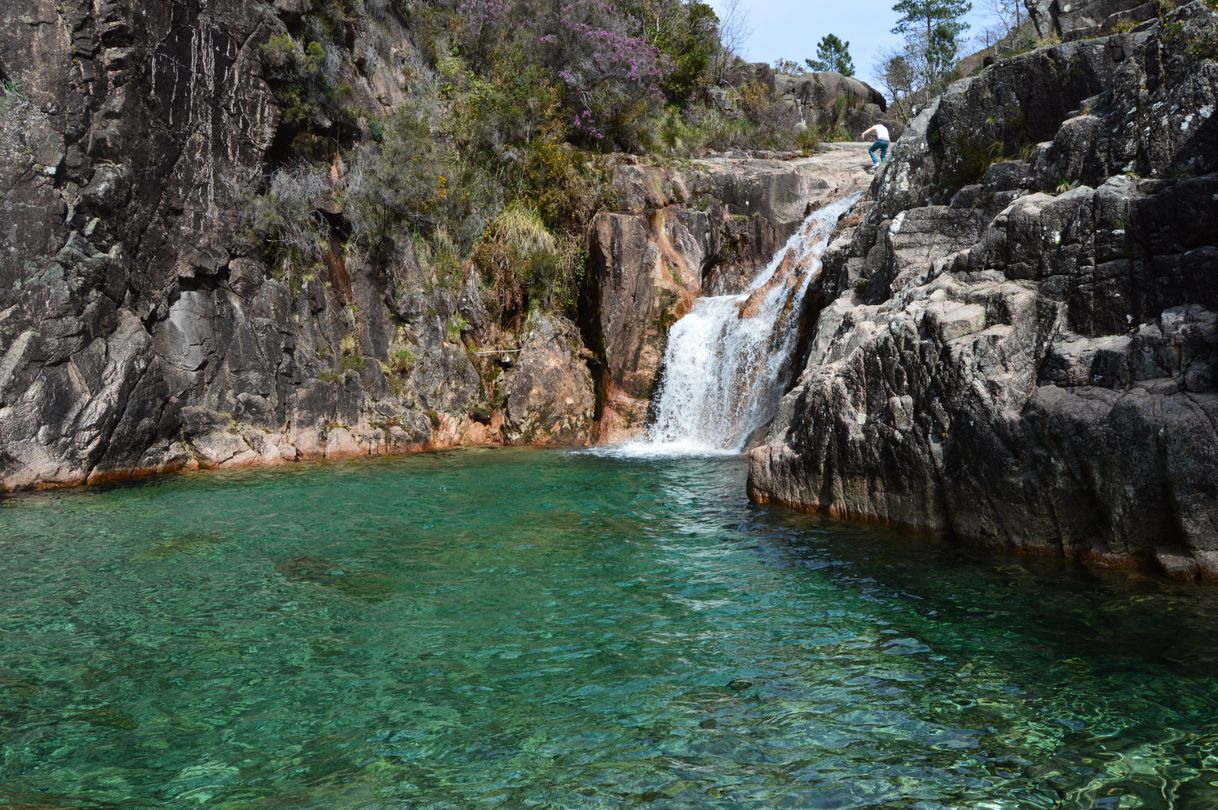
[{"left": 618, "top": 193, "right": 861, "bottom": 457}]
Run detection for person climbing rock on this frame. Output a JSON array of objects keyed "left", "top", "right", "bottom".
[{"left": 861, "top": 123, "right": 890, "bottom": 166}]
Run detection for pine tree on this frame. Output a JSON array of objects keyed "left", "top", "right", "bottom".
[
  {"left": 804, "top": 34, "right": 855, "bottom": 76},
  {"left": 925, "top": 24, "right": 960, "bottom": 88},
  {"left": 891, "top": 0, "right": 971, "bottom": 91}
]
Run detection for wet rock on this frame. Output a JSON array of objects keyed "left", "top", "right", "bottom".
[
  {"left": 585, "top": 208, "right": 704, "bottom": 440},
  {"left": 584, "top": 146, "right": 873, "bottom": 442}
]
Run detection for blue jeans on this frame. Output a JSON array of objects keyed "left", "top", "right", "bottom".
[{"left": 869, "top": 139, "right": 890, "bottom": 164}]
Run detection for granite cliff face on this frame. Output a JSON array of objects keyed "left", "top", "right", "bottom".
[
  {"left": 749, "top": 1, "right": 1218, "bottom": 577},
  {"left": 0, "top": 0, "right": 585, "bottom": 487},
  {"left": 1, "top": 0, "right": 297, "bottom": 486}
]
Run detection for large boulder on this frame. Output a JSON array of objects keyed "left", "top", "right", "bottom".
[
  {"left": 730, "top": 63, "right": 899, "bottom": 140},
  {"left": 749, "top": 2, "right": 1218, "bottom": 578},
  {"left": 774, "top": 72, "right": 902, "bottom": 140}
]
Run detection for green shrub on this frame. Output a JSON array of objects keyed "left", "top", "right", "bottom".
[
  {"left": 439, "top": 52, "right": 573, "bottom": 185},
  {"left": 0, "top": 78, "right": 28, "bottom": 118},
  {"left": 518, "top": 139, "right": 609, "bottom": 231},
  {"left": 338, "top": 353, "right": 365, "bottom": 376},
  {"left": 652, "top": 0, "right": 719, "bottom": 102},
  {"left": 1171, "top": 16, "right": 1218, "bottom": 60},
  {"left": 474, "top": 203, "right": 583, "bottom": 320},
  {"left": 447, "top": 314, "right": 470, "bottom": 343},
  {"left": 260, "top": 33, "right": 298, "bottom": 68},
  {"left": 258, "top": 30, "right": 354, "bottom": 131},
  {"left": 657, "top": 106, "right": 692, "bottom": 155},
  {"left": 341, "top": 109, "right": 452, "bottom": 254},
  {"left": 336, "top": 329, "right": 365, "bottom": 377},
  {"left": 680, "top": 84, "right": 808, "bottom": 153},
  {"left": 389, "top": 347, "right": 417, "bottom": 374},
  {"left": 796, "top": 126, "right": 822, "bottom": 154},
  {"left": 416, "top": 227, "right": 465, "bottom": 292}
]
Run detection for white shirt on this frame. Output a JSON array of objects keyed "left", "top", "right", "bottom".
[{"left": 871, "top": 124, "right": 890, "bottom": 141}]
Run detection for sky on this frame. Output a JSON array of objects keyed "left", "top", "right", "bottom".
[{"left": 704, "top": 0, "right": 992, "bottom": 90}]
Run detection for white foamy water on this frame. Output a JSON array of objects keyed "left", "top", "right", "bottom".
[{"left": 604, "top": 193, "right": 860, "bottom": 459}]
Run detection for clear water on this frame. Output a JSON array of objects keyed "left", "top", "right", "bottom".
[
  {"left": 2, "top": 450, "right": 1218, "bottom": 808},
  {"left": 640, "top": 194, "right": 860, "bottom": 455}
]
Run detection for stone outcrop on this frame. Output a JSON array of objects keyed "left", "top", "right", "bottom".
[
  {"left": 584, "top": 147, "right": 873, "bottom": 442},
  {"left": 749, "top": 2, "right": 1218, "bottom": 578},
  {"left": 501, "top": 312, "right": 596, "bottom": 444}
]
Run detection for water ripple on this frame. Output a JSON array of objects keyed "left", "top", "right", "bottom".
[{"left": 0, "top": 450, "right": 1217, "bottom": 806}]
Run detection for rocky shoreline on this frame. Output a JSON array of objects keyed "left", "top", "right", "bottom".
[{"left": 0, "top": 144, "right": 872, "bottom": 491}]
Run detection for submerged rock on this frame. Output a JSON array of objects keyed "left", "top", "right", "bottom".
[
  {"left": 749, "top": 1, "right": 1218, "bottom": 578},
  {"left": 275, "top": 555, "right": 398, "bottom": 601},
  {"left": 276, "top": 556, "right": 346, "bottom": 584}
]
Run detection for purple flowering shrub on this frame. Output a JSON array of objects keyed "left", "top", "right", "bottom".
[{"left": 458, "top": 0, "right": 670, "bottom": 149}]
